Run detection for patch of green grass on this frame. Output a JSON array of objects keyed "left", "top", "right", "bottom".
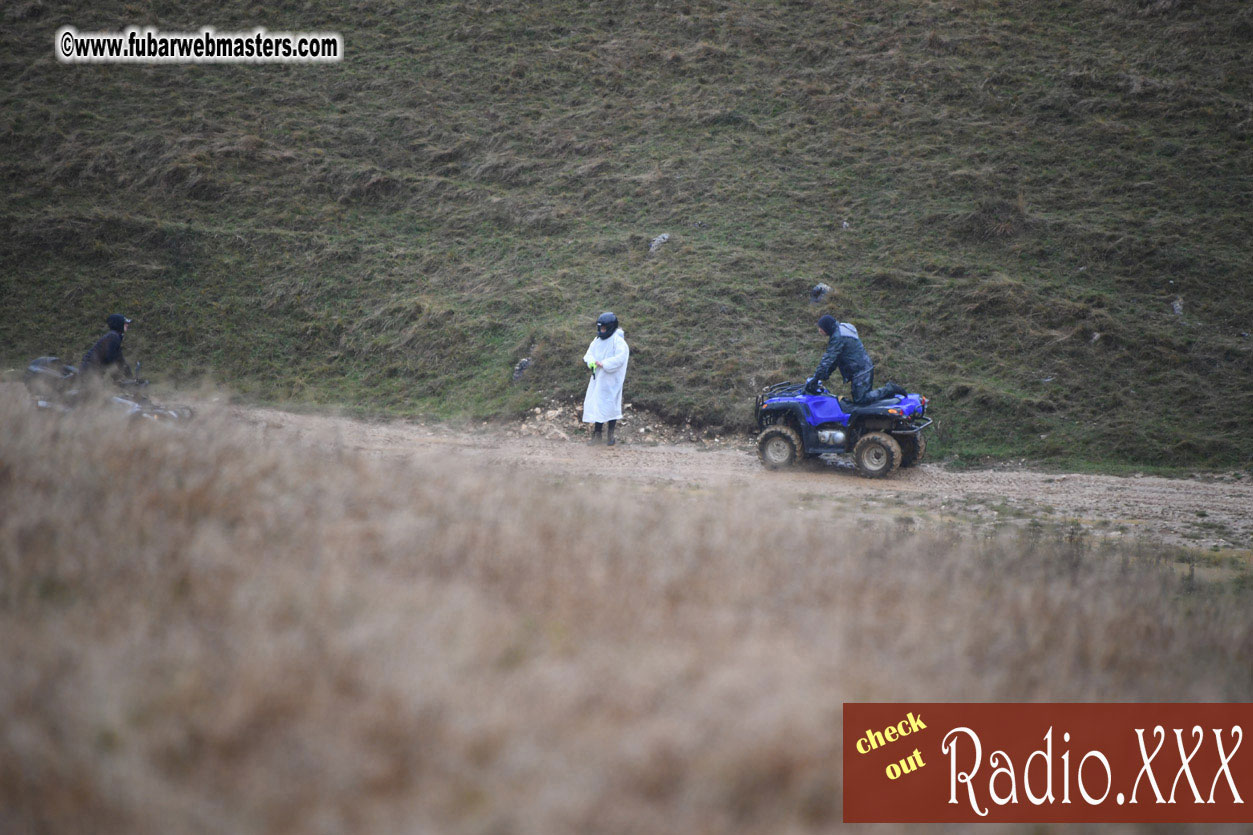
[
  {"left": 988, "top": 501, "right": 1034, "bottom": 520},
  {"left": 2, "top": 0, "right": 1251, "bottom": 470}
]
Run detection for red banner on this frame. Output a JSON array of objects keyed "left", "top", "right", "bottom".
[{"left": 843, "top": 703, "right": 1253, "bottom": 823}]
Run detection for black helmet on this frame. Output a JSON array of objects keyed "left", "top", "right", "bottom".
[
  {"left": 596, "top": 311, "right": 618, "bottom": 339},
  {"left": 107, "top": 313, "right": 132, "bottom": 333}
]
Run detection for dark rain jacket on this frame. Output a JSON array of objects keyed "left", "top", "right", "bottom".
[
  {"left": 813, "top": 321, "right": 873, "bottom": 385},
  {"left": 81, "top": 330, "right": 132, "bottom": 377}
]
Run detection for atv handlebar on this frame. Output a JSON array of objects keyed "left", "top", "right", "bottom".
[{"left": 802, "top": 377, "right": 829, "bottom": 395}]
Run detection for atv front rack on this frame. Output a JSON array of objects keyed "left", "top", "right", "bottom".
[
  {"left": 756, "top": 380, "right": 803, "bottom": 404},
  {"left": 755, "top": 381, "right": 803, "bottom": 424}
]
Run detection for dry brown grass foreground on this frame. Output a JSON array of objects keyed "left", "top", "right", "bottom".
[{"left": 2, "top": 396, "right": 1251, "bottom": 834}]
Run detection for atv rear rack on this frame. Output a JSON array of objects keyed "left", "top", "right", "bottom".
[{"left": 889, "top": 417, "right": 932, "bottom": 435}]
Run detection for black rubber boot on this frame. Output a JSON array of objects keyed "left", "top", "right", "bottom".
[
  {"left": 588, "top": 422, "right": 603, "bottom": 445},
  {"left": 606, "top": 419, "right": 617, "bottom": 446}
]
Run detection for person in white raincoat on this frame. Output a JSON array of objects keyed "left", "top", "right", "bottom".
[{"left": 582, "top": 311, "right": 629, "bottom": 445}]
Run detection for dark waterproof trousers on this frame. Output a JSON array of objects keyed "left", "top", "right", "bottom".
[{"left": 849, "top": 368, "right": 902, "bottom": 405}]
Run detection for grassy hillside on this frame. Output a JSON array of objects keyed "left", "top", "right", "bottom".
[{"left": 2, "top": 0, "right": 1251, "bottom": 467}]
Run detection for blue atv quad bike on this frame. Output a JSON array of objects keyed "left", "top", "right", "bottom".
[{"left": 754, "top": 381, "right": 931, "bottom": 478}]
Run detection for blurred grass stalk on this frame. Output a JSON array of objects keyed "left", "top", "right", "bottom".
[{"left": 1, "top": 395, "right": 1250, "bottom": 833}]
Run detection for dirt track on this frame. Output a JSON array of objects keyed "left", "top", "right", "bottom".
[
  {"left": 5, "top": 377, "right": 1247, "bottom": 553},
  {"left": 231, "top": 403, "right": 1253, "bottom": 555}
]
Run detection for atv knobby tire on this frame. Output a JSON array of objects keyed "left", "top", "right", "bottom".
[
  {"left": 757, "top": 425, "right": 803, "bottom": 469},
  {"left": 898, "top": 432, "right": 926, "bottom": 468},
  {"left": 853, "top": 432, "right": 902, "bottom": 478}
]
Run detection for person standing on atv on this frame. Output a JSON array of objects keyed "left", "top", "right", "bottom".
[
  {"left": 804, "top": 314, "right": 904, "bottom": 404},
  {"left": 80, "top": 313, "right": 135, "bottom": 381},
  {"left": 582, "top": 312, "right": 629, "bottom": 445}
]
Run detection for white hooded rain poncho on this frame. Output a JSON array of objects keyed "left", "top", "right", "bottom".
[{"left": 582, "top": 327, "right": 629, "bottom": 423}]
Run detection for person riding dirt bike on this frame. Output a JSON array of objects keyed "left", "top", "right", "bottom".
[
  {"left": 804, "top": 314, "right": 905, "bottom": 404},
  {"left": 80, "top": 313, "right": 140, "bottom": 383}
]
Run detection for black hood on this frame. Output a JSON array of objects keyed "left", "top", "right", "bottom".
[{"left": 107, "top": 313, "right": 131, "bottom": 333}]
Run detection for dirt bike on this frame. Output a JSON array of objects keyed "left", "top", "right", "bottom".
[{"left": 24, "top": 356, "right": 194, "bottom": 422}]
